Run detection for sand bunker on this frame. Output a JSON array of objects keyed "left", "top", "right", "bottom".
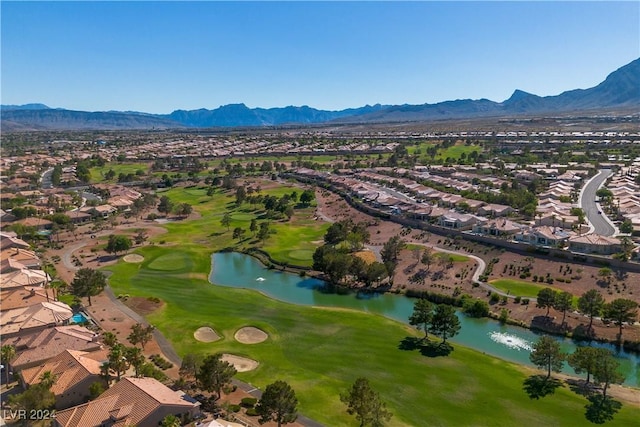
[
  {"left": 194, "top": 326, "right": 220, "bottom": 343},
  {"left": 123, "top": 254, "right": 144, "bottom": 263},
  {"left": 234, "top": 327, "right": 268, "bottom": 344},
  {"left": 221, "top": 354, "right": 259, "bottom": 372}
]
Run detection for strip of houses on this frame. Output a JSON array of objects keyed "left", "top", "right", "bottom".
[
  {"left": 292, "top": 167, "right": 633, "bottom": 257},
  {"left": 0, "top": 231, "right": 202, "bottom": 426}
]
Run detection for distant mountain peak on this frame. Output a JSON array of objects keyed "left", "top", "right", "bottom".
[
  {"left": 1, "top": 103, "right": 51, "bottom": 111},
  {"left": 505, "top": 90, "right": 536, "bottom": 103},
  {"left": 3, "top": 58, "right": 638, "bottom": 130}
]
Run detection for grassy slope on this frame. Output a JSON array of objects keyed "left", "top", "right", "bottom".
[
  {"left": 107, "top": 246, "right": 639, "bottom": 426},
  {"left": 90, "top": 162, "right": 150, "bottom": 183},
  {"left": 104, "top": 185, "right": 639, "bottom": 426},
  {"left": 489, "top": 279, "right": 554, "bottom": 298}
]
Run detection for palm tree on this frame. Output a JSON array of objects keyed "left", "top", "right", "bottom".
[
  {"left": 39, "top": 371, "right": 58, "bottom": 390},
  {"left": 1, "top": 345, "right": 16, "bottom": 384}
]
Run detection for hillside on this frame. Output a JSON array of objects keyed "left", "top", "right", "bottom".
[{"left": 2, "top": 58, "right": 638, "bottom": 130}]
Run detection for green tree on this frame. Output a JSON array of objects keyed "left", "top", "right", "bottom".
[
  {"left": 536, "top": 288, "right": 557, "bottom": 318},
  {"left": 232, "top": 227, "right": 246, "bottom": 241},
  {"left": 462, "top": 299, "right": 490, "bottom": 318},
  {"left": 578, "top": 289, "right": 606, "bottom": 334},
  {"left": 250, "top": 218, "right": 258, "bottom": 236},
  {"left": 89, "top": 381, "right": 106, "bottom": 400},
  {"left": 157, "top": 195, "right": 174, "bottom": 215},
  {"left": 124, "top": 346, "right": 145, "bottom": 377},
  {"left": 529, "top": 336, "right": 565, "bottom": 379},
  {"left": 128, "top": 323, "right": 154, "bottom": 350},
  {"left": 107, "top": 344, "right": 128, "bottom": 381},
  {"left": 174, "top": 202, "right": 193, "bottom": 217},
  {"left": 299, "top": 189, "right": 315, "bottom": 207},
  {"left": 324, "top": 220, "right": 351, "bottom": 245},
  {"left": 619, "top": 219, "right": 633, "bottom": 234},
  {"left": 235, "top": 186, "right": 247, "bottom": 206},
  {"left": 340, "top": 377, "right": 393, "bottom": 427},
  {"left": 593, "top": 350, "right": 625, "bottom": 398},
  {"left": 257, "top": 221, "right": 271, "bottom": 243},
  {"left": 420, "top": 249, "right": 433, "bottom": 272},
  {"left": 255, "top": 380, "right": 298, "bottom": 427},
  {"left": 221, "top": 212, "right": 232, "bottom": 231},
  {"left": 363, "top": 262, "right": 388, "bottom": 288},
  {"left": 408, "top": 298, "right": 433, "bottom": 341},
  {"left": 70, "top": 268, "right": 107, "bottom": 306},
  {"left": 106, "top": 234, "right": 132, "bottom": 255},
  {"left": 603, "top": 298, "right": 638, "bottom": 341},
  {"left": 1, "top": 345, "right": 16, "bottom": 384},
  {"left": 568, "top": 346, "right": 606, "bottom": 384},
  {"left": 179, "top": 353, "right": 203, "bottom": 383},
  {"left": 102, "top": 331, "right": 118, "bottom": 348},
  {"left": 8, "top": 379, "right": 56, "bottom": 416},
  {"left": 323, "top": 251, "right": 352, "bottom": 285},
  {"left": 161, "top": 414, "right": 181, "bottom": 427},
  {"left": 197, "top": 353, "right": 237, "bottom": 400},
  {"left": 380, "top": 236, "right": 405, "bottom": 283},
  {"left": 553, "top": 291, "right": 574, "bottom": 327},
  {"left": 430, "top": 304, "right": 461, "bottom": 345}
]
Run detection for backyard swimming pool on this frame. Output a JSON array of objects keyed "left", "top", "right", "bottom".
[{"left": 70, "top": 312, "right": 89, "bottom": 324}]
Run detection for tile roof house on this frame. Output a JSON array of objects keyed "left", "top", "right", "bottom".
[
  {"left": 568, "top": 234, "right": 622, "bottom": 255},
  {"left": 20, "top": 349, "right": 106, "bottom": 409},
  {"left": 0, "top": 231, "right": 31, "bottom": 249},
  {"left": 0, "top": 287, "right": 49, "bottom": 311},
  {"left": 0, "top": 268, "right": 49, "bottom": 290},
  {"left": 515, "top": 226, "right": 571, "bottom": 248},
  {"left": 0, "top": 247, "right": 42, "bottom": 270},
  {"left": 8, "top": 326, "right": 101, "bottom": 371},
  {"left": 12, "top": 217, "right": 53, "bottom": 230},
  {"left": 473, "top": 218, "right": 523, "bottom": 236},
  {"left": 477, "top": 203, "right": 514, "bottom": 217},
  {"left": 0, "top": 301, "right": 73, "bottom": 338},
  {"left": 53, "top": 377, "right": 200, "bottom": 427},
  {"left": 438, "top": 212, "right": 482, "bottom": 230}
]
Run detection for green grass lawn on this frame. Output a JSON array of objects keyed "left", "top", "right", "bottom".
[
  {"left": 90, "top": 162, "right": 150, "bottom": 183},
  {"left": 435, "top": 252, "right": 469, "bottom": 262},
  {"left": 106, "top": 245, "right": 639, "bottom": 426},
  {"left": 489, "top": 279, "right": 554, "bottom": 298},
  {"left": 407, "top": 142, "right": 481, "bottom": 162},
  {"left": 151, "top": 185, "right": 327, "bottom": 267}
]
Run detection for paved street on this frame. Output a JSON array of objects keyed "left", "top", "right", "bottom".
[{"left": 580, "top": 169, "right": 616, "bottom": 236}]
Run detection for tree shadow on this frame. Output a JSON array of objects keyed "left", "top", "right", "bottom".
[
  {"left": 522, "top": 375, "right": 562, "bottom": 399},
  {"left": 419, "top": 341, "right": 453, "bottom": 357},
  {"left": 398, "top": 336, "right": 422, "bottom": 351},
  {"left": 572, "top": 324, "right": 594, "bottom": 340},
  {"left": 565, "top": 378, "right": 597, "bottom": 398},
  {"left": 584, "top": 395, "right": 622, "bottom": 424}
]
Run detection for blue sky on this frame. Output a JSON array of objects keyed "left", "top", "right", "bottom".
[{"left": 2, "top": 1, "right": 639, "bottom": 113}]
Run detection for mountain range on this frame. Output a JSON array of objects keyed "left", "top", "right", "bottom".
[{"left": 2, "top": 58, "right": 638, "bottom": 131}]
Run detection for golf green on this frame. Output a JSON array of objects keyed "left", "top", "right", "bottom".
[{"left": 107, "top": 245, "right": 640, "bottom": 427}]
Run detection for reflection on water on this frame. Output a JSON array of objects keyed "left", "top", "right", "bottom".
[{"left": 210, "top": 252, "right": 639, "bottom": 387}]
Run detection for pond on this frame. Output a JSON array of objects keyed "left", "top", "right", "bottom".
[{"left": 209, "top": 252, "right": 639, "bottom": 387}]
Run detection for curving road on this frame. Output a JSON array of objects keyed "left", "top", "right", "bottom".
[{"left": 579, "top": 169, "right": 616, "bottom": 236}]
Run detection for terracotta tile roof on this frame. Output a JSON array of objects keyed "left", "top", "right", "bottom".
[
  {"left": 21, "top": 349, "right": 103, "bottom": 397},
  {"left": 0, "top": 301, "right": 73, "bottom": 337},
  {"left": 9, "top": 326, "right": 101, "bottom": 371},
  {"left": 0, "top": 232, "right": 31, "bottom": 249},
  {"left": 569, "top": 234, "right": 621, "bottom": 246},
  {"left": 54, "top": 377, "right": 198, "bottom": 427},
  {"left": 0, "top": 287, "right": 49, "bottom": 311},
  {"left": 0, "top": 269, "right": 49, "bottom": 289}
]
